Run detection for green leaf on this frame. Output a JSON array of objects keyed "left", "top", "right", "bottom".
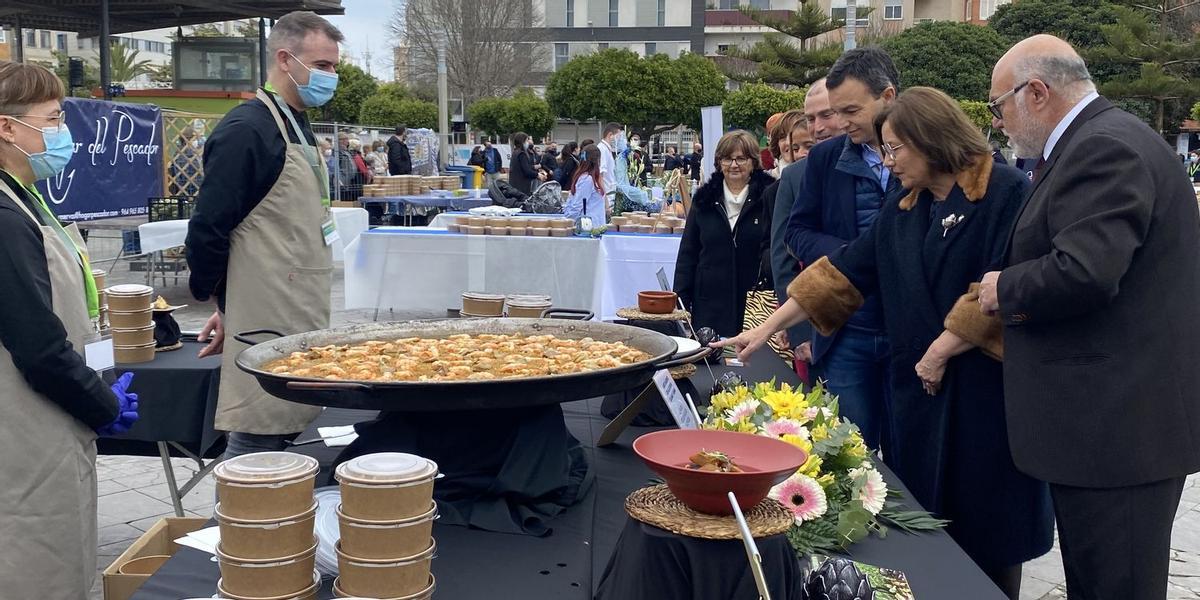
[{"left": 877, "top": 509, "right": 952, "bottom": 534}]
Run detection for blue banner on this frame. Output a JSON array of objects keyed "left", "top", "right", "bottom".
[{"left": 35, "top": 98, "right": 163, "bottom": 221}]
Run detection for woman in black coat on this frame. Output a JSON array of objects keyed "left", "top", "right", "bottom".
[
  {"left": 509, "top": 132, "right": 542, "bottom": 195},
  {"left": 674, "top": 130, "right": 775, "bottom": 337},
  {"left": 555, "top": 142, "right": 580, "bottom": 190},
  {"left": 716, "top": 88, "right": 1053, "bottom": 599}
]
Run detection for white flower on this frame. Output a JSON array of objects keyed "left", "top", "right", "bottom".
[
  {"left": 726, "top": 399, "right": 761, "bottom": 423},
  {"left": 850, "top": 467, "right": 888, "bottom": 516}
]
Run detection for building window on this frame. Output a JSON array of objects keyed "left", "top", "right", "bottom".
[
  {"left": 645, "top": 42, "right": 656, "bottom": 56},
  {"left": 966, "top": 0, "right": 974, "bottom": 20},
  {"left": 0, "top": 30, "right": 6, "bottom": 44},
  {"left": 831, "top": 1, "right": 870, "bottom": 27},
  {"left": 40, "top": 30, "right": 49, "bottom": 48},
  {"left": 56, "top": 33, "right": 67, "bottom": 51},
  {"left": 657, "top": 0, "right": 665, "bottom": 26},
  {"left": 566, "top": 0, "right": 574, "bottom": 26},
  {"left": 609, "top": 0, "right": 619, "bottom": 27},
  {"left": 717, "top": 44, "right": 731, "bottom": 55},
  {"left": 884, "top": 0, "right": 902, "bottom": 20},
  {"left": 598, "top": 42, "right": 609, "bottom": 50},
  {"left": 24, "top": 30, "right": 34, "bottom": 47},
  {"left": 555, "top": 43, "right": 569, "bottom": 71},
  {"left": 980, "top": 0, "right": 1009, "bottom": 20}
]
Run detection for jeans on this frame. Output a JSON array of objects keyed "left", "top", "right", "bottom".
[
  {"left": 224, "top": 431, "right": 299, "bottom": 461},
  {"left": 484, "top": 172, "right": 501, "bottom": 188},
  {"left": 819, "top": 328, "right": 891, "bottom": 451}
]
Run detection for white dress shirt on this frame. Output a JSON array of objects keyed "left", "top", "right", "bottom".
[
  {"left": 598, "top": 139, "right": 618, "bottom": 197},
  {"left": 1043, "top": 91, "right": 1099, "bottom": 160}
]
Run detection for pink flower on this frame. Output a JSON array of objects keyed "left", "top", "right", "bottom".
[
  {"left": 770, "top": 473, "right": 828, "bottom": 524},
  {"left": 851, "top": 467, "right": 888, "bottom": 515},
  {"left": 762, "top": 419, "right": 807, "bottom": 439},
  {"left": 727, "top": 399, "right": 761, "bottom": 423}
]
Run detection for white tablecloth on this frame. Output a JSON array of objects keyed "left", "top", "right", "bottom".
[
  {"left": 137, "top": 207, "right": 369, "bottom": 263},
  {"left": 344, "top": 229, "right": 682, "bottom": 320}
]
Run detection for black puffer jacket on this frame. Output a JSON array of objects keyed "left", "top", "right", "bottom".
[{"left": 673, "top": 170, "right": 775, "bottom": 337}]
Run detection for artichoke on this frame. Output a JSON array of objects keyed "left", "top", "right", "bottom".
[{"left": 804, "top": 557, "right": 874, "bottom": 600}]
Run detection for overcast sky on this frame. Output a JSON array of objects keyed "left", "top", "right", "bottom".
[{"left": 326, "top": 0, "right": 397, "bottom": 80}]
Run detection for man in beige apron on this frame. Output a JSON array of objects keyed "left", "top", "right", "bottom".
[
  {"left": 186, "top": 12, "right": 343, "bottom": 458},
  {"left": 0, "top": 181, "right": 100, "bottom": 598}
]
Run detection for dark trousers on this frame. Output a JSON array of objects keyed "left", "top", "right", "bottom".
[
  {"left": 818, "top": 328, "right": 891, "bottom": 451},
  {"left": 1050, "top": 476, "right": 1185, "bottom": 600}
]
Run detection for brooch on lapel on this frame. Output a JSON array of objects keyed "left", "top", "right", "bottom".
[{"left": 941, "top": 214, "right": 964, "bottom": 238}]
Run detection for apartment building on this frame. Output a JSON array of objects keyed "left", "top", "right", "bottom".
[{"left": 7, "top": 26, "right": 172, "bottom": 87}]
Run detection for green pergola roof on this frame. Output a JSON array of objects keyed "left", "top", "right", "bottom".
[{"left": 0, "top": 0, "right": 344, "bottom": 36}]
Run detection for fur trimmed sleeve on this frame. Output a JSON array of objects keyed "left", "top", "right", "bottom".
[
  {"left": 944, "top": 283, "right": 1003, "bottom": 361},
  {"left": 786, "top": 257, "right": 863, "bottom": 336}
]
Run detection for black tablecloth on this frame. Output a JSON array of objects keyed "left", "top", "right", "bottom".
[
  {"left": 129, "top": 346, "right": 1004, "bottom": 600},
  {"left": 97, "top": 340, "right": 225, "bottom": 458}
]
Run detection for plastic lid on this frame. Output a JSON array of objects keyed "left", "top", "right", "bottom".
[
  {"left": 335, "top": 452, "right": 437, "bottom": 484},
  {"left": 215, "top": 452, "right": 318, "bottom": 484},
  {"left": 107, "top": 284, "right": 153, "bottom": 296},
  {"left": 462, "top": 292, "right": 506, "bottom": 301}
]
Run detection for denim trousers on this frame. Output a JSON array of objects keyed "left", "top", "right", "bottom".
[{"left": 819, "top": 328, "right": 891, "bottom": 451}]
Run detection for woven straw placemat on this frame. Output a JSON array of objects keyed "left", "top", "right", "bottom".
[
  {"left": 616, "top": 307, "right": 690, "bottom": 322},
  {"left": 625, "top": 484, "right": 794, "bottom": 540}
]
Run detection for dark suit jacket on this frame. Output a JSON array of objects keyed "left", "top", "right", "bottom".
[
  {"left": 386, "top": 135, "right": 411, "bottom": 175},
  {"left": 770, "top": 160, "right": 812, "bottom": 348},
  {"left": 999, "top": 96, "right": 1200, "bottom": 488}
]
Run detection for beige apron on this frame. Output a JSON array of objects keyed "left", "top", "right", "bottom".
[
  {"left": 215, "top": 90, "right": 332, "bottom": 434},
  {"left": 0, "top": 179, "right": 100, "bottom": 599}
]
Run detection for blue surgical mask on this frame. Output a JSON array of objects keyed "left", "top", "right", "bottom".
[
  {"left": 10, "top": 117, "right": 74, "bottom": 180},
  {"left": 287, "top": 52, "right": 338, "bottom": 108}
]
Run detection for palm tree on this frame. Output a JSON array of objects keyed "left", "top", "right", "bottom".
[{"left": 108, "top": 41, "right": 154, "bottom": 84}]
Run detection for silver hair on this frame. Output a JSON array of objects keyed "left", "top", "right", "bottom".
[
  {"left": 1013, "top": 54, "right": 1096, "bottom": 103},
  {"left": 267, "top": 11, "right": 344, "bottom": 55}
]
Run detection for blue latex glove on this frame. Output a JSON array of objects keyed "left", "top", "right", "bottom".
[{"left": 96, "top": 372, "right": 139, "bottom": 436}]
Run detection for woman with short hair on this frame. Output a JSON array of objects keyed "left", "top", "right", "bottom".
[
  {"left": 673, "top": 130, "right": 775, "bottom": 336},
  {"left": 0, "top": 60, "right": 138, "bottom": 599},
  {"left": 716, "top": 87, "right": 1053, "bottom": 599}
]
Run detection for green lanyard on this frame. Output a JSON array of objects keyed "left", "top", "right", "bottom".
[
  {"left": 265, "top": 88, "right": 330, "bottom": 207},
  {"left": 16, "top": 179, "right": 100, "bottom": 320}
]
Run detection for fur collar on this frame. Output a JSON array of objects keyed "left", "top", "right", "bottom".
[{"left": 898, "top": 155, "right": 993, "bottom": 211}]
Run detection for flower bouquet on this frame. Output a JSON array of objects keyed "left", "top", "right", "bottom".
[{"left": 704, "top": 379, "right": 948, "bottom": 556}]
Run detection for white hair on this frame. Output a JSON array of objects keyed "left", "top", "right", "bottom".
[{"left": 1013, "top": 54, "right": 1096, "bottom": 104}]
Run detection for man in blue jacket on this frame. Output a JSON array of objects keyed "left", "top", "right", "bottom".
[{"left": 784, "top": 48, "right": 901, "bottom": 451}]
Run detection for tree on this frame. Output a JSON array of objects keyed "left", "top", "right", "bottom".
[
  {"left": 881, "top": 22, "right": 1010, "bottom": 101},
  {"left": 719, "top": 1, "right": 847, "bottom": 87},
  {"left": 957, "top": 99, "right": 1007, "bottom": 144},
  {"left": 392, "top": 0, "right": 549, "bottom": 111},
  {"left": 235, "top": 19, "right": 261, "bottom": 39},
  {"left": 1091, "top": 6, "right": 1200, "bottom": 133},
  {"left": 989, "top": 0, "right": 1125, "bottom": 48},
  {"left": 46, "top": 52, "right": 99, "bottom": 97},
  {"left": 359, "top": 83, "right": 438, "bottom": 129},
  {"left": 108, "top": 42, "right": 154, "bottom": 84},
  {"left": 722, "top": 83, "right": 807, "bottom": 133},
  {"left": 1193, "top": 99, "right": 1200, "bottom": 122},
  {"left": 468, "top": 88, "right": 556, "bottom": 139},
  {"left": 187, "top": 23, "right": 224, "bottom": 37},
  {"left": 309, "top": 61, "right": 378, "bottom": 123},
  {"left": 545, "top": 49, "right": 727, "bottom": 138},
  {"left": 150, "top": 61, "right": 173, "bottom": 87}
]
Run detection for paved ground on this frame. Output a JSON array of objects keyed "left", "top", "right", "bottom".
[{"left": 82, "top": 236, "right": 1200, "bottom": 600}]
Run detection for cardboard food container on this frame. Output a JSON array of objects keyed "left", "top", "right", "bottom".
[
  {"left": 106, "top": 284, "right": 154, "bottom": 311},
  {"left": 463, "top": 226, "right": 486, "bottom": 235},
  {"left": 550, "top": 228, "right": 571, "bottom": 238},
  {"left": 217, "top": 502, "right": 318, "bottom": 560},
  {"left": 550, "top": 218, "right": 574, "bottom": 229},
  {"left": 486, "top": 217, "right": 510, "bottom": 227},
  {"left": 335, "top": 540, "right": 436, "bottom": 599},
  {"left": 445, "top": 223, "right": 460, "bottom": 233},
  {"left": 530, "top": 228, "right": 550, "bottom": 237},
  {"left": 335, "top": 453, "right": 439, "bottom": 522},
  {"left": 92, "top": 269, "right": 107, "bottom": 291},
  {"left": 103, "top": 516, "right": 207, "bottom": 600},
  {"left": 507, "top": 225, "right": 528, "bottom": 237},
  {"left": 484, "top": 226, "right": 508, "bottom": 236},
  {"left": 337, "top": 502, "right": 437, "bottom": 559},
  {"left": 506, "top": 297, "right": 552, "bottom": 319},
  {"left": 527, "top": 219, "right": 551, "bottom": 230},
  {"left": 333, "top": 574, "right": 436, "bottom": 599},
  {"left": 217, "top": 569, "right": 322, "bottom": 600},
  {"left": 115, "top": 341, "right": 157, "bottom": 364},
  {"left": 215, "top": 452, "right": 320, "bottom": 521},
  {"left": 466, "top": 216, "right": 487, "bottom": 227},
  {"left": 460, "top": 293, "right": 504, "bottom": 318},
  {"left": 217, "top": 539, "right": 318, "bottom": 598},
  {"left": 454, "top": 215, "right": 472, "bottom": 226},
  {"left": 108, "top": 308, "right": 152, "bottom": 329},
  {"left": 111, "top": 324, "right": 155, "bottom": 347}
]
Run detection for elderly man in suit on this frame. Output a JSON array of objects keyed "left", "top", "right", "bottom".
[{"left": 978, "top": 35, "right": 1200, "bottom": 599}]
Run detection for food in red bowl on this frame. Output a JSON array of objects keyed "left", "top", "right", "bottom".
[
  {"left": 633, "top": 429, "right": 808, "bottom": 515},
  {"left": 637, "top": 291, "right": 678, "bottom": 314}
]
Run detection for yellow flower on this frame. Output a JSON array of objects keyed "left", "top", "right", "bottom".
[
  {"left": 781, "top": 433, "right": 813, "bottom": 454},
  {"left": 844, "top": 432, "right": 869, "bottom": 461},
  {"left": 816, "top": 473, "right": 836, "bottom": 489},
  {"left": 811, "top": 425, "right": 830, "bottom": 444},
  {"left": 798, "top": 453, "right": 824, "bottom": 478}
]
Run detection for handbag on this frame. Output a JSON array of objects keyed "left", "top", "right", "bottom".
[{"left": 741, "top": 196, "right": 794, "bottom": 362}]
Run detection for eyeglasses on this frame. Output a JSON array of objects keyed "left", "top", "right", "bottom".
[
  {"left": 987, "top": 81, "right": 1030, "bottom": 120},
  {"left": 881, "top": 142, "right": 905, "bottom": 161},
  {"left": 719, "top": 156, "right": 751, "bottom": 167},
  {"left": 11, "top": 113, "right": 65, "bottom": 125}
]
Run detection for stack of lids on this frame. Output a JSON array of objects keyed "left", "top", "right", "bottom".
[
  {"left": 213, "top": 452, "right": 321, "bottom": 600},
  {"left": 333, "top": 453, "right": 439, "bottom": 599},
  {"left": 106, "top": 284, "right": 155, "bottom": 364}
]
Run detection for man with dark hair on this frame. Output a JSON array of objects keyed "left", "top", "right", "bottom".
[
  {"left": 480, "top": 136, "right": 503, "bottom": 187},
  {"left": 783, "top": 47, "right": 900, "bottom": 452},
  {"left": 663, "top": 144, "right": 683, "bottom": 172},
  {"left": 387, "top": 124, "right": 411, "bottom": 176},
  {"left": 598, "top": 122, "right": 623, "bottom": 197},
  {"left": 539, "top": 141, "right": 559, "bottom": 177},
  {"left": 186, "top": 11, "right": 344, "bottom": 459},
  {"left": 686, "top": 141, "right": 703, "bottom": 181}
]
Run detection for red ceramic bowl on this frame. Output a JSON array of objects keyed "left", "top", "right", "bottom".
[
  {"left": 637, "top": 291, "right": 678, "bottom": 314},
  {"left": 633, "top": 429, "right": 808, "bottom": 515}
]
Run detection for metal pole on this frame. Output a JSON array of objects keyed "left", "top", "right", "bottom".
[
  {"left": 100, "top": 0, "right": 112, "bottom": 99},
  {"left": 844, "top": 0, "right": 857, "bottom": 51},
  {"left": 13, "top": 17, "right": 23, "bottom": 63},
  {"left": 436, "top": 39, "right": 449, "bottom": 172},
  {"left": 258, "top": 18, "right": 268, "bottom": 87}
]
